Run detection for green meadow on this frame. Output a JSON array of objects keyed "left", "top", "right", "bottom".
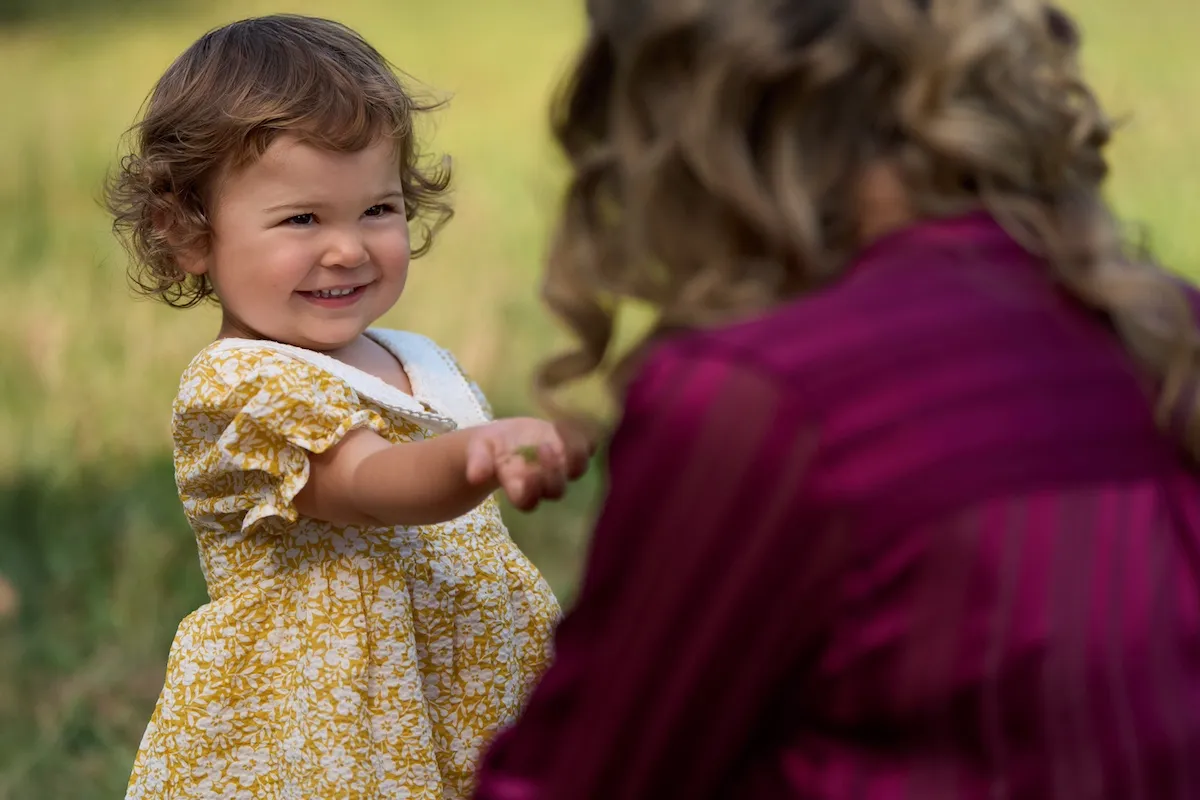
[{"left": 1, "top": 0, "right": 1196, "bottom": 796}]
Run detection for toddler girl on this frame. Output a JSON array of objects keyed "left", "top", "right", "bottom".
[{"left": 107, "top": 14, "right": 586, "bottom": 800}]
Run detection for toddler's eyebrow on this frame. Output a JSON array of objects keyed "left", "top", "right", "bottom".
[{"left": 264, "top": 191, "right": 404, "bottom": 214}]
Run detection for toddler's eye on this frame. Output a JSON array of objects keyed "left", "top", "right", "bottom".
[
  {"left": 364, "top": 204, "right": 395, "bottom": 218},
  {"left": 287, "top": 213, "right": 315, "bottom": 225}
]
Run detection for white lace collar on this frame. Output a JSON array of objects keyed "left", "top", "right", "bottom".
[{"left": 209, "top": 329, "right": 489, "bottom": 434}]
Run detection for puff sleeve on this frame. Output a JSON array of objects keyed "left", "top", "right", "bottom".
[{"left": 173, "top": 348, "right": 395, "bottom": 533}]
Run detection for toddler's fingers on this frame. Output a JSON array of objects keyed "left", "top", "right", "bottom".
[
  {"left": 465, "top": 438, "right": 498, "bottom": 485},
  {"left": 537, "top": 443, "right": 568, "bottom": 501},
  {"left": 503, "top": 463, "right": 546, "bottom": 512},
  {"left": 538, "top": 441, "right": 566, "bottom": 474},
  {"left": 557, "top": 424, "right": 594, "bottom": 480},
  {"left": 499, "top": 470, "right": 523, "bottom": 505},
  {"left": 534, "top": 442, "right": 567, "bottom": 501},
  {"left": 496, "top": 458, "right": 528, "bottom": 504},
  {"left": 540, "top": 464, "right": 566, "bottom": 502}
]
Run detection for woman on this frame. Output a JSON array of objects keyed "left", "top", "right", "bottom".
[{"left": 475, "top": 0, "right": 1200, "bottom": 797}]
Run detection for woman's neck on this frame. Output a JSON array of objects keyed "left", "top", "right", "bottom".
[{"left": 854, "top": 161, "right": 917, "bottom": 248}]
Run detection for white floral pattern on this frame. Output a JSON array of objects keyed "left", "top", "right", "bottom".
[{"left": 125, "top": 332, "right": 560, "bottom": 800}]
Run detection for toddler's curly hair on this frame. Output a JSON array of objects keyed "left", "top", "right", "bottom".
[{"left": 106, "top": 13, "right": 452, "bottom": 308}]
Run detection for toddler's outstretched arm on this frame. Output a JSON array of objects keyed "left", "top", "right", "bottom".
[{"left": 295, "top": 419, "right": 591, "bottom": 527}]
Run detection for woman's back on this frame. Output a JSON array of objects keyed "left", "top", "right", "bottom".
[
  {"left": 725, "top": 212, "right": 1200, "bottom": 797},
  {"left": 476, "top": 214, "right": 1200, "bottom": 798},
  {"left": 475, "top": 0, "right": 1200, "bottom": 792}
]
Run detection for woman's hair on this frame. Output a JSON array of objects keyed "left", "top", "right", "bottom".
[
  {"left": 106, "top": 13, "right": 452, "bottom": 308},
  {"left": 539, "top": 0, "right": 1200, "bottom": 456}
]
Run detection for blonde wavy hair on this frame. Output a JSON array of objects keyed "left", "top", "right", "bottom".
[
  {"left": 106, "top": 14, "right": 451, "bottom": 308},
  {"left": 538, "top": 0, "right": 1200, "bottom": 453}
]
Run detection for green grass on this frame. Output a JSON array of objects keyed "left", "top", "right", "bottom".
[{"left": 0, "top": 0, "right": 1197, "bottom": 796}]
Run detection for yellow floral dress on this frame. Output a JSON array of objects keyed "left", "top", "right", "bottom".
[{"left": 125, "top": 329, "right": 560, "bottom": 800}]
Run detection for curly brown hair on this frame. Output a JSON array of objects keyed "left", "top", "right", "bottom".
[
  {"left": 105, "top": 13, "right": 452, "bottom": 308},
  {"left": 539, "top": 0, "right": 1200, "bottom": 454}
]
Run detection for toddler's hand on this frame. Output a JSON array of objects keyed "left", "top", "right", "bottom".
[{"left": 464, "top": 418, "right": 592, "bottom": 511}]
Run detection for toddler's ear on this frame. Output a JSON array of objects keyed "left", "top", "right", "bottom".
[
  {"left": 153, "top": 200, "right": 209, "bottom": 276},
  {"left": 175, "top": 247, "right": 209, "bottom": 277}
]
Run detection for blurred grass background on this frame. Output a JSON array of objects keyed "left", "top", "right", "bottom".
[{"left": 0, "top": 0, "right": 1197, "bottom": 796}]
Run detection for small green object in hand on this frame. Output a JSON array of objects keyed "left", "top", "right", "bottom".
[{"left": 515, "top": 445, "right": 540, "bottom": 464}]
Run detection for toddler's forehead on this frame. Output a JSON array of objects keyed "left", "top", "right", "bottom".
[
  {"left": 211, "top": 132, "right": 402, "bottom": 187},
  {"left": 209, "top": 134, "right": 403, "bottom": 205}
]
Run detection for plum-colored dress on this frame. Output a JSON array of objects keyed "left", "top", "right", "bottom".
[{"left": 474, "top": 214, "right": 1200, "bottom": 799}]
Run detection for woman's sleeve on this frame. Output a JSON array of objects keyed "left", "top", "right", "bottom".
[
  {"left": 175, "top": 349, "right": 393, "bottom": 533},
  {"left": 474, "top": 342, "right": 833, "bottom": 799}
]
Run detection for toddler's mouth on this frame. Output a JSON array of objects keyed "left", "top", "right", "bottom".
[{"left": 299, "top": 284, "right": 368, "bottom": 306}]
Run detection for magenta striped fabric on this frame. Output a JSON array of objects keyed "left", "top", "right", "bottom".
[{"left": 474, "top": 214, "right": 1200, "bottom": 799}]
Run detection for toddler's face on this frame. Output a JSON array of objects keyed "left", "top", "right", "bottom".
[{"left": 186, "top": 134, "right": 410, "bottom": 351}]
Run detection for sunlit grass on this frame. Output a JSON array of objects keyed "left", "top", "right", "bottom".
[{"left": 0, "top": 0, "right": 1197, "bottom": 796}]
